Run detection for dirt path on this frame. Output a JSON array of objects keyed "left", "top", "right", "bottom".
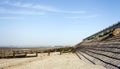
[{"left": 0, "top": 53, "right": 106, "bottom": 69}]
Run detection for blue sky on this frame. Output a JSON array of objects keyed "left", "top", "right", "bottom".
[{"left": 0, "top": 0, "right": 120, "bottom": 47}]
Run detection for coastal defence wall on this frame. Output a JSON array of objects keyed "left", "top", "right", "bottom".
[
  {"left": 75, "top": 22, "right": 120, "bottom": 69},
  {"left": 75, "top": 36, "right": 120, "bottom": 69}
]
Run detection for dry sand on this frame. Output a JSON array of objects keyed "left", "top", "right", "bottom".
[{"left": 0, "top": 52, "right": 106, "bottom": 69}]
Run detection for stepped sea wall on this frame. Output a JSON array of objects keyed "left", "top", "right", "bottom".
[
  {"left": 75, "top": 22, "right": 120, "bottom": 69},
  {"left": 75, "top": 42, "right": 120, "bottom": 69}
]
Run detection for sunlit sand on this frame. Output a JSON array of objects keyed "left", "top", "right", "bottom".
[{"left": 0, "top": 52, "right": 105, "bottom": 69}]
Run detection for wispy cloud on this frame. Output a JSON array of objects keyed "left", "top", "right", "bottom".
[
  {"left": 0, "top": 7, "right": 45, "bottom": 15},
  {"left": 3, "top": 0, "right": 85, "bottom": 14},
  {"left": 65, "top": 14, "right": 99, "bottom": 19}
]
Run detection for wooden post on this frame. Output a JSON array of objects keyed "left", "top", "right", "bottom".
[
  {"left": 13, "top": 51, "right": 15, "bottom": 58},
  {"left": 36, "top": 52, "right": 38, "bottom": 57},
  {"left": 60, "top": 51, "right": 62, "bottom": 55},
  {"left": 48, "top": 50, "right": 50, "bottom": 56},
  {"left": 25, "top": 52, "right": 27, "bottom": 57},
  {"left": 60, "top": 49, "right": 63, "bottom": 55}
]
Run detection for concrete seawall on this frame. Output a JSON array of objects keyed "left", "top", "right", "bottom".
[{"left": 75, "top": 42, "right": 120, "bottom": 69}]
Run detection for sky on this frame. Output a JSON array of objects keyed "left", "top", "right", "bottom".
[{"left": 0, "top": 0, "right": 120, "bottom": 47}]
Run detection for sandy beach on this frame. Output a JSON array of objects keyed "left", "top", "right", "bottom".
[{"left": 0, "top": 52, "right": 106, "bottom": 69}]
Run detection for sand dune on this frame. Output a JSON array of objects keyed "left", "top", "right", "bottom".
[{"left": 0, "top": 53, "right": 106, "bottom": 69}]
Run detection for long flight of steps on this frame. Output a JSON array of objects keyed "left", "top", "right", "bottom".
[
  {"left": 75, "top": 23, "right": 120, "bottom": 69},
  {"left": 75, "top": 41, "right": 120, "bottom": 69}
]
